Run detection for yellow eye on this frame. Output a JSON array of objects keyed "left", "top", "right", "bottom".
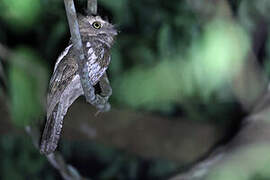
[{"left": 92, "top": 21, "right": 101, "bottom": 29}]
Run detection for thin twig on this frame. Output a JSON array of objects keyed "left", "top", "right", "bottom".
[
  {"left": 87, "top": 0, "right": 97, "bottom": 15},
  {"left": 25, "top": 125, "right": 90, "bottom": 180}
]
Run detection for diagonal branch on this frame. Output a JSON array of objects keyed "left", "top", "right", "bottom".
[
  {"left": 26, "top": 125, "right": 90, "bottom": 180},
  {"left": 64, "top": 0, "right": 107, "bottom": 111},
  {"left": 63, "top": 0, "right": 91, "bottom": 101}
]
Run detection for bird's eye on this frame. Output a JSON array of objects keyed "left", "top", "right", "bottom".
[{"left": 92, "top": 21, "right": 101, "bottom": 29}]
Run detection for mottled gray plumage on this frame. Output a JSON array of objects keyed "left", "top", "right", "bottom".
[{"left": 40, "top": 15, "right": 117, "bottom": 154}]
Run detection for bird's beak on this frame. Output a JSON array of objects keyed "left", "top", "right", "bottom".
[{"left": 110, "top": 28, "right": 118, "bottom": 36}]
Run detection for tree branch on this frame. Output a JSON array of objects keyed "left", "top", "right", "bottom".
[
  {"left": 87, "top": 0, "right": 97, "bottom": 15},
  {"left": 26, "top": 125, "right": 90, "bottom": 180},
  {"left": 63, "top": 0, "right": 90, "bottom": 100},
  {"left": 64, "top": 0, "right": 108, "bottom": 111},
  {"left": 0, "top": 94, "right": 223, "bottom": 164}
]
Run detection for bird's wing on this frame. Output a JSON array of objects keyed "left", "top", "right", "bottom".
[
  {"left": 40, "top": 40, "right": 112, "bottom": 154},
  {"left": 40, "top": 45, "right": 83, "bottom": 154}
]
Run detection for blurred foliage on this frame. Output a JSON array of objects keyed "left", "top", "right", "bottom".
[
  {"left": 60, "top": 140, "right": 178, "bottom": 179},
  {"left": 0, "top": 0, "right": 270, "bottom": 179},
  {"left": 0, "top": 135, "right": 56, "bottom": 180},
  {"left": 8, "top": 47, "right": 48, "bottom": 126},
  {"left": 0, "top": 135, "right": 179, "bottom": 180},
  {"left": 0, "top": 0, "right": 42, "bottom": 32},
  {"left": 238, "top": 0, "right": 270, "bottom": 33},
  {"left": 115, "top": 18, "right": 250, "bottom": 112},
  {"left": 207, "top": 144, "right": 270, "bottom": 180}
]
